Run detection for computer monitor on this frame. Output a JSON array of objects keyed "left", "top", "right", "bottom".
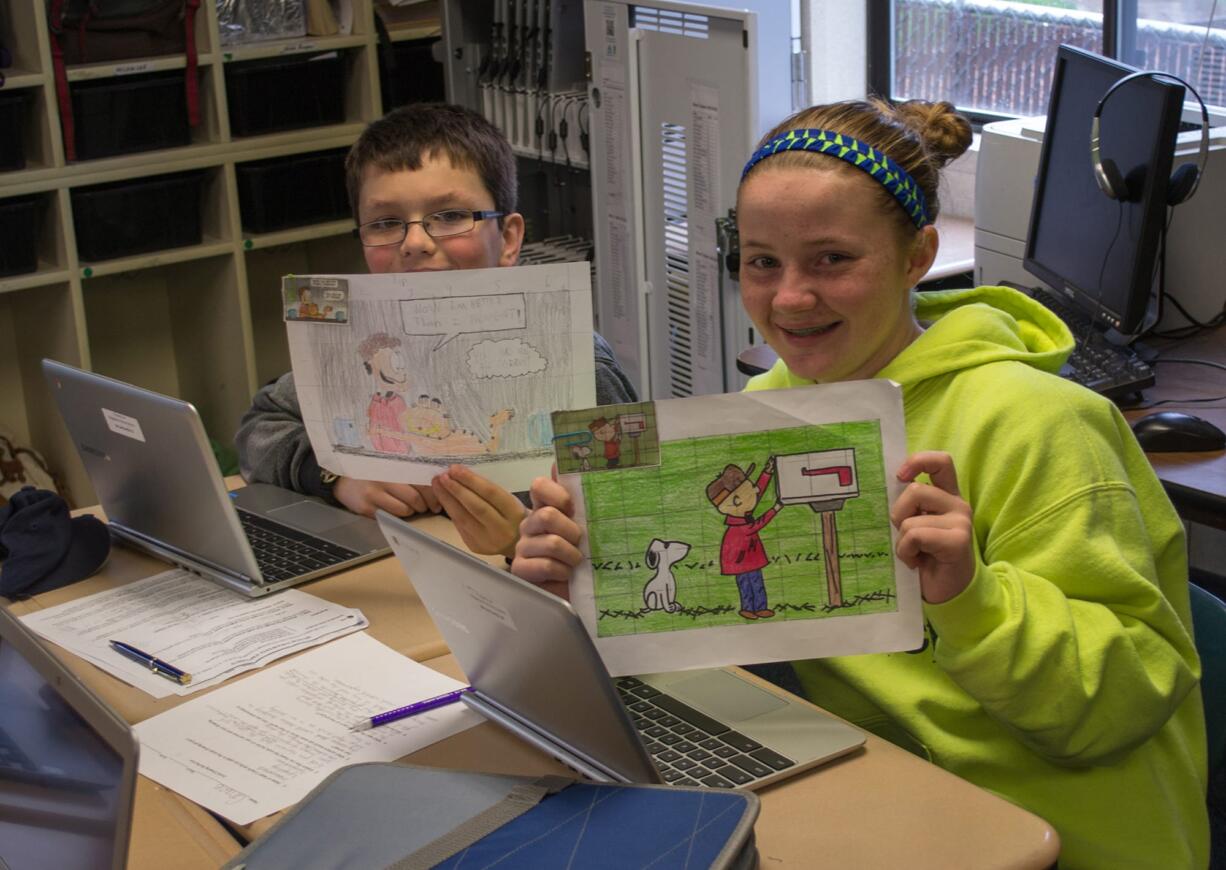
[
  {"left": 1023, "top": 45, "right": 1184, "bottom": 335},
  {"left": 0, "top": 606, "right": 139, "bottom": 870}
]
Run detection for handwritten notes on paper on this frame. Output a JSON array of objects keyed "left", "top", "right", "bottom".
[
  {"left": 134, "top": 632, "right": 480, "bottom": 825},
  {"left": 20, "top": 569, "right": 368, "bottom": 698}
]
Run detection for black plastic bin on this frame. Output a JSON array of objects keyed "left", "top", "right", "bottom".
[
  {"left": 236, "top": 148, "right": 349, "bottom": 234},
  {"left": 226, "top": 53, "right": 345, "bottom": 137},
  {"left": 0, "top": 90, "right": 32, "bottom": 172},
  {"left": 69, "top": 70, "right": 191, "bottom": 161},
  {"left": 378, "top": 37, "right": 444, "bottom": 110},
  {"left": 0, "top": 195, "right": 41, "bottom": 277},
  {"left": 71, "top": 170, "right": 204, "bottom": 261}
]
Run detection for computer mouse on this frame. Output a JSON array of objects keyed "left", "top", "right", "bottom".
[{"left": 1130, "top": 411, "right": 1226, "bottom": 453}]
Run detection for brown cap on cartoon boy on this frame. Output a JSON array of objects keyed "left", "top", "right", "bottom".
[{"left": 705, "top": 463, "right": 757, "bottom": 507}]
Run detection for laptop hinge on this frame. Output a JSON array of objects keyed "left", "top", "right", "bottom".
[
  {"left": 108, "top": 523, "right": 259, "bottom": 585},
  {"left": 462, "top": 692, "right": 631, "bottom": 784}
]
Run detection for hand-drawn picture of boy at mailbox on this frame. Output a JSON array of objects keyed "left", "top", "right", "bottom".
[
  {"left": 581, "top": 421, "right": 896, "bottom": 638},
  {"left": 551, "top": 402, "right": 661, "bottom": 475},
  {"left": 707, "top": 457, "right": 783, "bottom": 620}
]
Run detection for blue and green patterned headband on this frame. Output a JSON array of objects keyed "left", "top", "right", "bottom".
[{"left": 740, "top": 129, "right": 932, "bottom": 229}]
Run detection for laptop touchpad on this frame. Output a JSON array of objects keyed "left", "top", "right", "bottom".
[
  {"left": 268, "top": 500, "right": 353, "bottom": 533},
  {"left": 671, "top": 670, "right": 788, "bottom": 723}
]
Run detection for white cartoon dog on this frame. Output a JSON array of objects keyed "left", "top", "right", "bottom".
[{"left": 641, "top": 538, "right": 691, "bottom": 613}]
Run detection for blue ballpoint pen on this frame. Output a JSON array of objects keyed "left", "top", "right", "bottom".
[
  {"left": 109, "top": 640, "right": 192, "bottom": 685},
  {"left": 351, "top": 687, "right": 473, "bottom": 731}
]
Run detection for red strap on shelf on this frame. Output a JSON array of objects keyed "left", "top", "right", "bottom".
[
  {"left": 48, "top": 0, "right": 77, "bottom": 161},
  {"left": 184, "top": 0, "right": 200, "bottom": 126}
]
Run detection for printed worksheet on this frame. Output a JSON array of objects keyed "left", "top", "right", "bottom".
[
  {"left": 285, "top": 263, "right": 596, "bottom": 491},
  {"left": 134, "top": 632, "right": 480, "bottom": 825},
  {"left": 553, "top": 381, "right": 923, "bottom": 676}
]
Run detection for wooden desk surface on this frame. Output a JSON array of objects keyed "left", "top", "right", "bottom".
[
  {"left": 391, "top": 655, "right": 1059, "bottom": 870},
  {"left": 128, "top": 779, "right": 242, "bottom": 870},
  {"left": 10, "top": 503, "right": 1057, "bottom": 869}
]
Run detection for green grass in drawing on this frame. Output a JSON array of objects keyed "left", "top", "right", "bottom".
[{"left": 581, "top": 420, "right": 896, "bottom": 638}]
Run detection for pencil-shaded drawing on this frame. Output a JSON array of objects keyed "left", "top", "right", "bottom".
[
  {"left": 642, "top": 538, "right": 691, "bottom": 613},
  {"left": 284, "top": 264, "right": 597, "bottom": 490},
  {"left": 707, "top": 457, "right": 783, "bottom": 619},
  {"left": 580, "top": 420, "right": 897, "bottom": 638},
  {"left": 359, "top": 332, "right": 412, "bottom": 455}
]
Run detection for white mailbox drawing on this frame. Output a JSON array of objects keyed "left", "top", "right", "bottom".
[
  {"left": 776, "top": 449, "right": 859, "bottom": 512},
  {"left": 618, "top": 412, "right": 648, "bottom": 465},
  {"left": 775, "top": 449, "right": 861, "bottom": 607}
]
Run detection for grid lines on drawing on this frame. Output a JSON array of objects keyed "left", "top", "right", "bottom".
[{"left": 582, "top": 421, "right": 898, "bottom": 638}]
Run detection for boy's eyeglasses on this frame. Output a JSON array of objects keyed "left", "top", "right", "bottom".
[{"left": 353, "top": 210, "right": 504, "bottom": 246}]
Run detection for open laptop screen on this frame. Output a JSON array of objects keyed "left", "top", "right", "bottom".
[{"left": 0, "top": 615, "right": 135, "bottom": 870}]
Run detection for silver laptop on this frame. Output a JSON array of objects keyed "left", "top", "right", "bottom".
[
  {"left": 43, "top": 359, "right": 389, "bottom": 597},
  {"left": 377, "top": 512, "right": 865, "bottom": 790},
  {"left": 0, "top": 605, "right": 139, "bottom": 870}
]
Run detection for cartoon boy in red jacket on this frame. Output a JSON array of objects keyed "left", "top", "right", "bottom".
[{"left": 707, "top": 457, "right": 782, "bottom": 619}]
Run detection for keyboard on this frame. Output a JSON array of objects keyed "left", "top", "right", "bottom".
[
  {"left": 236, "top": 509, "right": 361, "bottom": 583},
  {"left": 1030, "top": 288, "right": 1155, "bottom": 400},
  {"left": 615, "top": 676, "right": 795, "bottom": 788}
]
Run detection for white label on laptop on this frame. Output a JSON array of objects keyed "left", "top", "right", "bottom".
[
  {"left": 464, "top": 584, "right": 518, "bottom": 631},
  {"left": 101, "top": 408, "right": 146, "bottom": 442}
]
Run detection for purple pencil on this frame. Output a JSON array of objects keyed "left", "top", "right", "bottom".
[{"left": 350, "top": 686, "right": 473, "bottom": 731}]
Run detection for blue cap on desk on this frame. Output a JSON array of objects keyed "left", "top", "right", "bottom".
[{"left": 0, "top": 487, "right": 110, "bottom": 599}]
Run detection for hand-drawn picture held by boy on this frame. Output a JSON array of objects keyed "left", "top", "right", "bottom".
[{"left": 357, "top": 331, "right": 513, "bottom": 457}]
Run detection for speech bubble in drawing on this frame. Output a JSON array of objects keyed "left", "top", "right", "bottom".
[
  {"left": 467, "top": 338, "right": 548, "bottom": 379},
  {"left": 400, "top": 293, "right": 526, "bottom": 349}
]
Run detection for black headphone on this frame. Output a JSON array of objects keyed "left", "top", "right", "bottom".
[{"left": 1090, "top": 70, "right": 1210, "bottom": 206}]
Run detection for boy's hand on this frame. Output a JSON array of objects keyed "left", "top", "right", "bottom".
[
  {"left": 431, "top": 465, "right": 527, "bottom": 558},
  {"left": 333, "top": 477, "right": 442, "bottom": 518},
  {"left": 891, "top": 451, "right": 976, "bottom": 604},
  {"left": 511, "top": 471, "right": 582, "bottom": 601},
  {"left": 764, "top": 456, "right": 776, "bottom": 477}
]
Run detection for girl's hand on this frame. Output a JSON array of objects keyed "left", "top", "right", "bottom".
[
  {"left": 510, "top": 471, "right": 582, "bottom": 601},
  {"left": 431, "top": 465, "right": 527, "bottom": 558},
  {"left": 891, "top": 451, "right": 976, "bottom": 604}
]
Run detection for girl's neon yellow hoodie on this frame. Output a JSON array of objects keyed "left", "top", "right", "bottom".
[{"left": 746, "top": 286, "right": 1208, "bottom": 869}]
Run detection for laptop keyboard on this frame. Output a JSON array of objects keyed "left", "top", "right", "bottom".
[
  {"left": 236, "top": 509, "right": 361, "bottom": 582},
  {"left": 615, "top": 676, "right": 795, "bottom": 788}
]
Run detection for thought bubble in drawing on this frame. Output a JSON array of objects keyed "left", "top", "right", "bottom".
[
  {"left": 400, "top": 293, "right": 526, "bottom": 349},
  {"left": 467, "top": 338, "right": 547, "bottom": 379}
]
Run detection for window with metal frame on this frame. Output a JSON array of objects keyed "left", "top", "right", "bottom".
[{"left": 869, "top": 0, "right": 1224, "bottom": 120}]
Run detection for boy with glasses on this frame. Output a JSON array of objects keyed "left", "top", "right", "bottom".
[{"left": 236, "top": 103, "right": 637, "bottom": 559}]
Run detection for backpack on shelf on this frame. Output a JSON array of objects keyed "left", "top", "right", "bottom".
[{"left": 47, "top": 0, "right": 201, "bottom": 161}]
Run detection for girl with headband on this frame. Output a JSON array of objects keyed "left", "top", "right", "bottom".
[{"left": 513, "top": 99, "right": 1207, "bottom": 868}]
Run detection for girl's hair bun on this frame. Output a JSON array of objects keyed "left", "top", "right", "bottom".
[{"left": 893, "top": 99, "right": 973, "bottom": 167}]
